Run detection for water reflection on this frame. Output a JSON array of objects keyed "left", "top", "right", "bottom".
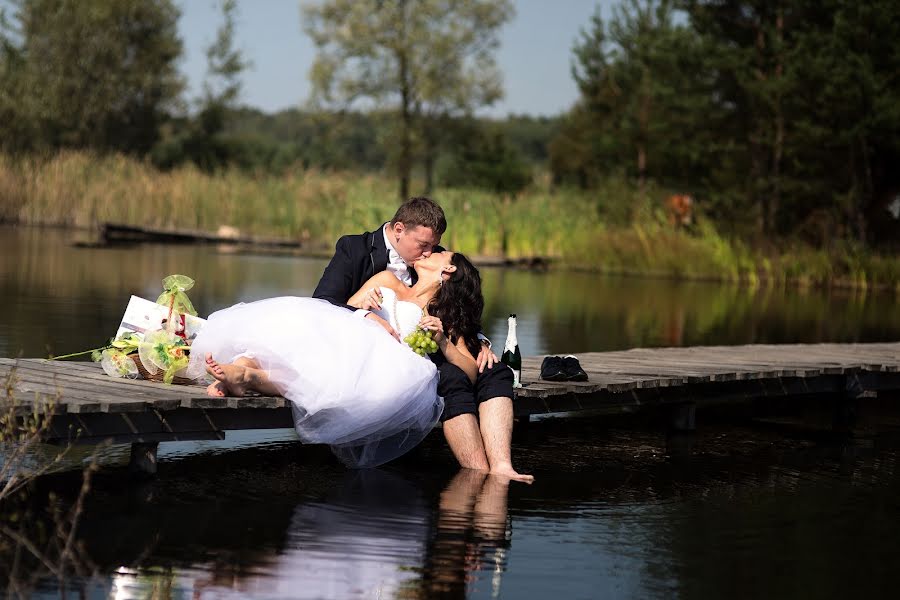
[
  {"left": 4, "top": 415, "right": 900, "bottom": 599},
  {"left": 3, "top": 225, "right": 900, "bottom": 359},
  {"left": 176, "top": 469, "right": 514, "bottom": 599},
  {"left": 183, "top": 469, "right": 432, "bottom": 598},
  {"left": 11, "top": 452, "right": 517, "bottom": 599}
]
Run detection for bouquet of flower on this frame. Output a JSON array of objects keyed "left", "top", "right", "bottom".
[
  {"left": 136, "top": 329, "right": 192, "bottom": 384},
  {"left": 92, "top": 332, "right": 142, "bottom": 379},
  {"left": 51, "top": 274, "right": 203, "bottom": 385}
]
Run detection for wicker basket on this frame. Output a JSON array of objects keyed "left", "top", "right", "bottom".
[{"left": 128, "top": 353, "right": 198, "bottom": 385}]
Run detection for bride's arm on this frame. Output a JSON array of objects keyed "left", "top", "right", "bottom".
[
  {"left": 347, "top": 272, "right": 403, "bottom": 309},
  {"left": 419, "top": 314, "right": 478, "bottom": 383},
  {"left": 443, "top": 337, "right": 478, "bottom": 384}
]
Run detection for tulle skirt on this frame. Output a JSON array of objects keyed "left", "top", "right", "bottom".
[{"left": 187, "top": 297, "right": 443, "bottom": 468}]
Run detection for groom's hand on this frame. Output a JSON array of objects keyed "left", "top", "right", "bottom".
[
  {"left": 365, "top": 312, "right": 400, "bottom": 341},
  {"left": 477, "top": 343, "right": 499, "bottom": 372}
]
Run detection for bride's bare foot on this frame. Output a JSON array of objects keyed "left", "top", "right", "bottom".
[
  {"left": 206, "top": 380, "right": 228, "bottom": 397},
  {"left": 490, "top": 463, "right": 534, "bottom": 484},
  {"left": 205, "top": 353, "right": 251, "bottom": 396}
]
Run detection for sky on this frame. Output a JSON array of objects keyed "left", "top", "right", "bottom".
[{"left": 178, "top": 0, "right": 615, "bottom": 117}]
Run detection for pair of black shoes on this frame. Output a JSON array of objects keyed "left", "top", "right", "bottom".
[{"left": 540, "top": 355, "right": 588, "bottom": 382}]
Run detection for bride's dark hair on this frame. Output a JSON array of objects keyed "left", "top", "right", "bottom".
[{"left": 427, "top": 253, "right": 484, "bottom": 357}]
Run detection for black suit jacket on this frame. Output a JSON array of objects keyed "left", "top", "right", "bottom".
[{"left": 313, "top": 225, "right": 444, "bottom": 311}]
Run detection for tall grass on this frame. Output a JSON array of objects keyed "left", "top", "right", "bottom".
[{"left": 1, "top": 151, "right": 897, "bottom": 289}]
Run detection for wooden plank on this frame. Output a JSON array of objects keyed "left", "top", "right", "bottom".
[
  {"left": 568, "top": 348, "right": 883, "bottom": 378},
  {"left": 7, "top": 380, "right": 136, "bottom": 413},
  {"left": 2, "top": 361, "right": 207, "bottom": 400},
  {"left": 1, "top": 360, "right": 205, "bottom": 396},
  {"left": 4, "top": 372, "right": 191, "bottom": 413},
  {"left": 5, "top": 367, "right": 192, "bottom": 400},
  {"left": 0, "top": 370, "right": 199, "bottom": 403},
  {"left": 597, "top": 351, "right": 806, "bottom": 375}
]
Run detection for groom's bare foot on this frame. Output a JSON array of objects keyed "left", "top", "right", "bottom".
[
  {"left": 490, "top": 463, "right": 534, "bottom": 484},
  {"left": 205, "top": 353, "right": 251, "bottom": 396}
]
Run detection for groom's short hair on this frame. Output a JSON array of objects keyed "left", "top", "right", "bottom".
[{"left": 390, "top": 197, "right": 447, "bottom": 235}]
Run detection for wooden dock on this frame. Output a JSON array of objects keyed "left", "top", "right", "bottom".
[{"left": 3, "top": 342, "right": 899, "bottom": 472}]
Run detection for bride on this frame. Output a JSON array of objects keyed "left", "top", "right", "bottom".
[{"left": 187, "top": 251, "right": 483, "bottom": 468}]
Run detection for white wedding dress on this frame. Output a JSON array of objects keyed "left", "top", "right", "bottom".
[{"left": 187, "top": 287, "right": 443, "bottom": 468}]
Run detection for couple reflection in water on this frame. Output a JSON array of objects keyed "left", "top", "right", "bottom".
[{"left": 189, "top": 468, "right": 515, "bottom": 599}]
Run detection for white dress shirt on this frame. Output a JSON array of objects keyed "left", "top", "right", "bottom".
[
  {"left": 370, "top": 224, "right": 491, "bottom": 349},
  {"left": 382, "top": 223, "right": 413, "bottom": 286}
]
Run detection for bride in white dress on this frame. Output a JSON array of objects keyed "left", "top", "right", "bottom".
[{"left": 186, "top": 251, "right": 483, "bottom": 468}]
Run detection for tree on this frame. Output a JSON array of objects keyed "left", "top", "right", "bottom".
[
  {"left": 779, "top": 0, "right": 900, "bottom": 245},
  {"left": 303, "top": 0, "right": 514, "bottom": 199},
  {"left": 555, "top": 1, "right": 713, "bottom": 199},
  {"left": 6, "top": 0, "right": 183, "bottom": 154},
  {"left": 0, "top": 7, "right": 33, "bottom": 153},
  {"left": 681, "top": 0, "right": 794, "bottom": 236},
  {"left": 683, "top": 0, "right": 900, "bottom": 244},
  {"left": 189, "top": 0, "right": 249, "bottom": 170},
  {"left": 441, "top": 120, "right": 531, "bottom": 194},
  {"left": 203, "top": 0, "right": 246, "bottom": 111},
  {"left": 152, "top": 0, "right": 249, "bottom": 171}
]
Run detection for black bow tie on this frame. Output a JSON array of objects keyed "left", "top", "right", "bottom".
[{"left": 407, "top": 266, "right": 417, "bottom": 284}]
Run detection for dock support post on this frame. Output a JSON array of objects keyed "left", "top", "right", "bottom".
[
  {"left": 668, "top": 403, "right": 696, "bottom": 432},
  {"left": 666, "top": 403, "right": 696, "bottom": 457},
  {"left": 129, "top": 442, "right": 159, "bottom": 477},
  {"left": 836, "top": 374, "right": 872, "bottom": 435}
]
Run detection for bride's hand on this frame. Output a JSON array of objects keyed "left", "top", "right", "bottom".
[
  {"left": 419, "top": 315, "right": 444, "bottom": 342},
  {"left": 366, "top": 312, "right": 400, "bottom": 341},
  {"left": 350, "top": 287, "right": 383, "bottom": 311}
]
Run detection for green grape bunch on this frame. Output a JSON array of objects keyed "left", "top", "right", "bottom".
[{"left": 403, "top": 327, "right": 439, "bottom": 356}]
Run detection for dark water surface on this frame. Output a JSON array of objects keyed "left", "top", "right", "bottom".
[
  {"left": 3, "top": 226, "right": 900, "bottom": 359},
  {"left": 3, "top": 225, "right": 900, "bottom": 598}
]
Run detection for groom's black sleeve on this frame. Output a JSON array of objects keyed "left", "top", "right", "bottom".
[{"left": 312, "top": 235, "right": 361, "bottom": 311}]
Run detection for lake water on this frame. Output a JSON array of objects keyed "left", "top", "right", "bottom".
[{"left": 2, "top": 225, "right": 900, "bottom": 598}]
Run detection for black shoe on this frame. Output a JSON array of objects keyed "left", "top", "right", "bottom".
[
  {"left": 540, "top": 356, "right": 567, "bottom": 381},
  {"left": 562, "top": 356, "right": 588, "bottom": 381}
]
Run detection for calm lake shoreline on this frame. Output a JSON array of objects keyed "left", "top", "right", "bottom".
[
  {"left": 7, "top": 221, "right": 900, "bottom": 294},
  {"left": 3, "top": 152, "right": 898, "bottom": 292}
]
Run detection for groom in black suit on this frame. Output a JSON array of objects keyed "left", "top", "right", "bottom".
[{"left": 314, "top": 197, "right": 532, "bottom": 481}]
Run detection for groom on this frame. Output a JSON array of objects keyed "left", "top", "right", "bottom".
[{"left": 314, "top": 197, "right": 532, "bottom": 481}]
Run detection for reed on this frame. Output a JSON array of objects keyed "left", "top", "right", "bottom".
[{"left": 2, "top": 151, "right": 897, "bottom": 290}]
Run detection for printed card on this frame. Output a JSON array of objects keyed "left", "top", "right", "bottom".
[{"left": 115, "top": 295, "right": 206, "bottom": 340}]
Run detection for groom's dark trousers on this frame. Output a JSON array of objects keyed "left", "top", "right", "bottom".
[{"left": 312, "top": 227, "right": 513, "bottom": 422}]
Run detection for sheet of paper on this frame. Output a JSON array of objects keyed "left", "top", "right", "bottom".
[{"left": 115, "top": 295, "right": 206, "bottom": 340}]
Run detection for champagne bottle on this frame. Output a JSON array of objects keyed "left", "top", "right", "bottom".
[{"left": 501, "top": 314, "right": 522, "bottom": 388}]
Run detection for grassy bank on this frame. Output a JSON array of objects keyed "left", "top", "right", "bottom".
[{"left": 1, "top": 152, "right": 897, "bottom": 290}]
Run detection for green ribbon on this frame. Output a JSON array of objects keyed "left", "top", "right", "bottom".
[
  {"left": 50, "top": 332, "right": 141, "bottom": 361},
  {"left": 156, "top": 274, "right": 198, "bottom": 318}
]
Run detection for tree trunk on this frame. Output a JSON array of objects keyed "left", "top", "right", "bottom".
[
  {"left": 753, "top": 16, "right": 769, "bottom": 236},
  {"left": 637, "top": 143, "right": 647, "bottom": 193},
  {"left": 770, "top": 4, "right": 784, "bottom": 235},
  {"left": 857, "top": 134, "right": 872, "bottom": 244},
  {"left": 423, "top": 118, "right": 436, "bottom": 194},
  {"left": 637, "top": 79, "right": 650, "bottom": 194},
  {"left": 397, "top": 1, "right": 411, "bottom": 200},
  {"left": 423, "top": 152, "right": 434, "bottom": 194}
]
